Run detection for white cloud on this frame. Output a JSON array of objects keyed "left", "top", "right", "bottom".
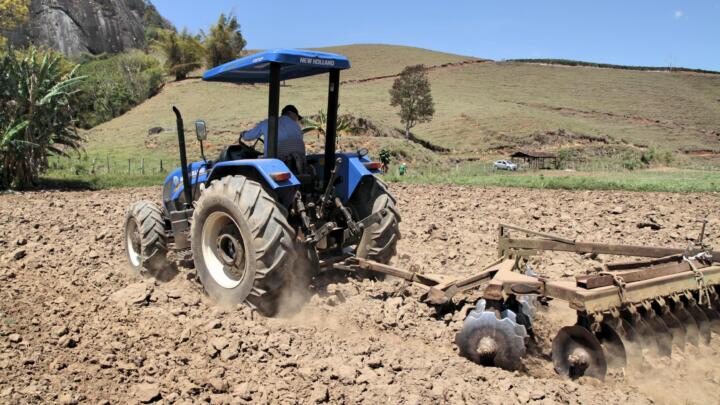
[{"left": 674, "top": 10, "right": 684, "bottom": 19}]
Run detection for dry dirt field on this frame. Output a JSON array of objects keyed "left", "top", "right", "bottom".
[{"left": 1, "top": 184, "right": 719, "bottom": 404}]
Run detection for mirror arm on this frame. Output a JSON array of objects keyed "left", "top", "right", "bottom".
[{"left": 199, "top": 139, "right": 207, "bottom": 164}]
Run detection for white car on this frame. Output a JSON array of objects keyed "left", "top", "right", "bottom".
[{"left": 493, "top": 160, "right": 518, "bottom": 171}]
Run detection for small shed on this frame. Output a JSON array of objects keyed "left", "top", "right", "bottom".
[{"left": 511, "top": 150, "right": 557, "bottom": 170}]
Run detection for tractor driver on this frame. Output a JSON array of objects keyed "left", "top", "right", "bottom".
[{"left": 240, "top": 105, "right": 305, "bottom": 161}]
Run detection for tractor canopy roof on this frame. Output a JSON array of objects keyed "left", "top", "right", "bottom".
[{"left": 202, "top": 49, "right": 351, "bottom": 84}]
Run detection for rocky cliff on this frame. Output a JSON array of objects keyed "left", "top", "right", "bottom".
[{"left": 5, "top": 0, "right": 172, "bottom": 56}]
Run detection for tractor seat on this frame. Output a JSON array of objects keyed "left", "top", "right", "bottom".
[
  {"left": 283, "top": 152, "right": 314, "bottom": 187},
  {"left": 217, "top": 144, "right": 261, "bottom": 162}
]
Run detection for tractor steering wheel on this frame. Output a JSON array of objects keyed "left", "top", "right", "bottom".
[
  {"left": 238, "top": 131, "right": 263, "bottom": 149},
  {"left": 236, "top": 133, "right": 264, "bottom": 159}
]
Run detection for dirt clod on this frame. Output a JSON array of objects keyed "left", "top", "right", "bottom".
[
  {"left": 309, "top": 384, "right": 329, "bottom": 403},
  {"left": 11, "top": 249, "right": 26, "bottom": 260},
  {"left": 132, "top": 383, "right": 161, "bottom": 403}
]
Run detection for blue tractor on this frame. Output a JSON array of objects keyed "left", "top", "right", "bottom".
[{"left": 123, "top": 50, "right": 401, "bottom": 315}]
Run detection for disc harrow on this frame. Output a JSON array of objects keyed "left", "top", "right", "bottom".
[{"left": 335, "top": 223, "right": 718, "bottom": 380}]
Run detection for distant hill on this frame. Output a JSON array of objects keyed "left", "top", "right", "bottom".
[
  {"left": 83, "top": 44, "right": 720, "bottom": 167},
  {"left": 507, "top": 59, "right": 720, "bottom": 75},
  {"left": 4, "top": 0, "right": 172, "bottom": 56}
]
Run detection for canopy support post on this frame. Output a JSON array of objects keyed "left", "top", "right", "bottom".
[
  {"left": 267, "top": 62, "right": 281, "bottom": 159},
  {"left": 324, "top": 70, "right": 340, "bottom": 188}
]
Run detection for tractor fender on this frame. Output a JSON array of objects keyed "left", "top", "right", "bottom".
[
  {"left": 206, "top": 159, "right": 300, "bottom": 208},
  {"left": 338, "top": 153, "right": 382, "bottom": 202}
]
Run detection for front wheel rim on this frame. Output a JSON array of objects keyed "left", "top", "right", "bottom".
[{"left": 201, "top": 211, "right": 248, "bottom": 289}]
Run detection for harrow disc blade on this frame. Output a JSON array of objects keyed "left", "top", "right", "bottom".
[
  {"left": 625, "top": 315, "right": 662, "bottom": 356},
  {"left": 552, "top": 326, "right": 607, "bottom": 380},
  {"left": 655, "top": 303, "right": 686, "bottom": 349},
  {"left": 699, "top": 305, "right": 720, "bottom": 335},
  {"left": 596, "top": 321, "right": 627, "bottom": 368},
  {"left": 516, "top": 295, "right": 537, "bottom": 332},
  {"left": 671, "top": 305, "right": 700, "bottom": 346},
  {"left": 643, "top": 315, "right": 673, "bottom": 357},
  {"left": 456, "top": 301, "right": 527, "bottom": 371},
  {"left": 600, "top": 317, "right": 643, "bottom": 367},
  {"left": 685, "top": 301, "right": 711, "bottom": 344}
]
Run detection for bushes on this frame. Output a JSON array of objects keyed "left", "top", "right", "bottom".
[
  {"left": 641, "top": 147, "right": 674, "bottom": 166},
  {"left": 555, "top": 149, "right": 579, "bottom": 169},
  {"left": 75, "top": 51, "right": 163, "bottom": 128},
  {"left": 0, "top": 48, "right": 84, "bottom": 189},
  {"left": 621, "top": 153, "right": 644, "bottom": 171}
]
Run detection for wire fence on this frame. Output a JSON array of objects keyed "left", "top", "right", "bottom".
[
  {"left": 47, "top": 154, "right": 720, "bottom": 179},
  {"left": 49, "top": 155, "right": 182, "bottom": 176}
]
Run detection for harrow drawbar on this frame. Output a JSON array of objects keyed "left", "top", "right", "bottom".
[{"left": 334, "top": 223, "right": 719, "bottom": 380}]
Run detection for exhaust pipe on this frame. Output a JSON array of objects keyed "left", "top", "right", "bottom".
[{"left": 172, "top": 106, "right": 193, "bottom": 208}]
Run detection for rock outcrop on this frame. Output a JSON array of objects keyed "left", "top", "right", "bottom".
[{"left": 5, "top": 0, "right": 172, "bottom": 56}]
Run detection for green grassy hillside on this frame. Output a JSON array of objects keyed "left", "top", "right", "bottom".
[{"left": 81, "top": 44, "right": 720, "bottom": 170}]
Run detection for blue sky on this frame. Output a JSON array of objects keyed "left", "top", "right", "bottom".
[{"left": 153, "top": 0, "right": 720, "bottom": 71}]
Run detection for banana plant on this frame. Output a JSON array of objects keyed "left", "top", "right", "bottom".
[
  {"left": 0, "top": 48, "right": 85, "bottom": 189},
  {"left": 301, "top": 107, "right": 358, "bottom": 141}
]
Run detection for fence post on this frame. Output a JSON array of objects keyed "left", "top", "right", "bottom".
[
  {"left": 91, "top": 158, "right": 96, "bottom": 174},
  {"left": 128, "top": 159, "right": 131, "bottom": 174},
  {"left": 106, "top": 154, "right": 110, "bottom": 173},
  {"left": 159, "top": 159, "right": 163, "bottom": 173},
  {"left": 141, "top": 158, "right": 145, "bottom": 175}
]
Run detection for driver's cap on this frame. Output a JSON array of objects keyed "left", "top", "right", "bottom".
[{"left": 282, "top": 105, "right": 302, "bottom": 120}]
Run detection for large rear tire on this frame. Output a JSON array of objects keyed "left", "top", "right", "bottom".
[
  {"left": 124, "top": 201, "right": 176, "bottom": 281},
  {"left": 191, "top": 176, "right": 299, "bottom": 316},
  {"left": 350, "top": 178, "right": 401, "bottom": 264}
]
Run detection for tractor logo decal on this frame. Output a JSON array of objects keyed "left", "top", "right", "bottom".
[
  {"left": 171, "top": 168, "right": 207, "bottom": 194},
  {"left": 299, "top": 57, "right": 335, "bottom": 67}
]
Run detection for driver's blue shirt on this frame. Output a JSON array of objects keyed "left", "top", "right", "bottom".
[{"left": 242, "top": 116, "right": 305, "bottom": 160}]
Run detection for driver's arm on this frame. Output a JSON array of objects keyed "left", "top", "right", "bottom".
[{"left": 241, "top": 120, "right": 267, "bottom": 142}]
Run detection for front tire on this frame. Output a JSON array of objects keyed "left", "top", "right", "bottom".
[
  {"left": 191, "top": 176, "right": 298, "bottom": 315},
  {"left": 124, "top": 201, "right": 176, "bottom": 281}
]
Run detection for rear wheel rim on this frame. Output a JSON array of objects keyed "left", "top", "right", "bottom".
[
  {"left": 126, "top": 219, "right": 142, "bottom": 267},
  {"left": 201, "top": 211, "right": 248, "bottom": 289}
]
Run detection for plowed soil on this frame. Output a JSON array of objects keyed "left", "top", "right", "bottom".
[{"left": 1, "top": 184, "right": 719, "bottom": 404}]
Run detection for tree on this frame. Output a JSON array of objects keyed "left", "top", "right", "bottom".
[
  {"left": 0, "top": 48, "right": 85, "bottom": 189},
  {"left": 204, "top": 13, "right": 247, "bottom": 68},
  {"left": 0, "top": 0, "right": 30, "bottom": 48},
  {"left": 389, "top": 64, "right": 435, "bottom": 138},
  {"left": 154, "top": 29, "right": 204, "bottom": 81}
]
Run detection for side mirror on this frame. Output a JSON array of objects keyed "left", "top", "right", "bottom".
[
  {"left": 357, "top": 147, "right": 369, "bottom": 158},
  {"left": 195, "top": 120, "right": 207, "bottom": 141}
]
